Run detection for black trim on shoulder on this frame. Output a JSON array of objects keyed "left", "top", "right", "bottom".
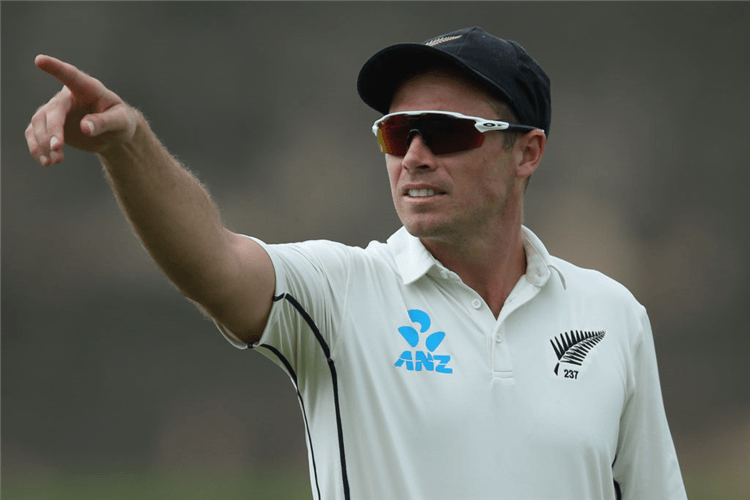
[
  {"left": 283, "top": 294, "right": 332, "bottom": 358},
  {"left": 256, "top": 292, "right": 351, "bottom": 500}
]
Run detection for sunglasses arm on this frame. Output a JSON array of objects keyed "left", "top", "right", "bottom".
[{"left": 474, "top": 120, "right": 538, "bottom": 134}]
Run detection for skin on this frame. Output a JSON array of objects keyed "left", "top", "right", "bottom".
[
  {"left": 386, "top": 69, "right": 546, "bottom": 316},
  {"left": 25, "top": 55, "right": 274, "bottom": 343},
  {"left": 25, "top": 56, "right": 544, "bottom": 347}
]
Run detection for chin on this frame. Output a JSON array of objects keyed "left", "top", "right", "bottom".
[
  {"left": 398, "top": 208, "right": 460, "bottom": 238},
  {"left": 403, "top": 220, "right": 450, "bottom": 240}
]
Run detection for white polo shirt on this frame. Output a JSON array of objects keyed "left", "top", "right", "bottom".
[{"left": 218, "top": 226, "right": 687, "bottom": 500}]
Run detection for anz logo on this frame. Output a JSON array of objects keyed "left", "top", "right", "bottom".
[{"left": 394, "top": 309, "right": 453, "bottom": 374}]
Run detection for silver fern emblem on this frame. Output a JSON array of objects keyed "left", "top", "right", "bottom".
[
  {"left": 550, "top": 330, "right": 606, "bottom": 375},
  {"left": 424, "top": 35, "right": 463, "bottom": 47}
]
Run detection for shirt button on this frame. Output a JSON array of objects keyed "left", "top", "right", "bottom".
[
  {"left": 495, "top": 335, "right": 503, "bottom": 343},
  {"left": 471, "top": 299, "right": 482, "bottom": 309},
  {"left": 441, "top": 270, "right": 449, "bottom": 279}
]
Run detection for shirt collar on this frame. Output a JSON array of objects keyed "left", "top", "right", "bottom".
[
  {"left": 387, "top": 227, "right": 441, "bottom": 285},
  {"left": 387, "top": 225, "right": 566, "bottom": 288}
]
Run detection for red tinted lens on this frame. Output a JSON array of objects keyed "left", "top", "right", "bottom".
[
  {"left": 377, "top": 115, "right": 412, "bottom": 156},
  {"left": 376, "top": 114, "right": 485, "bottom": 156}
]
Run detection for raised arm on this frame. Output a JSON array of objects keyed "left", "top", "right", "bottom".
[{"left": 25, "top": 55, "right": 274, "bottom": 343}]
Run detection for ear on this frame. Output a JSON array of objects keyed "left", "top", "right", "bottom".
[{"left": 514, "top": 129, "right": 546, "bottom": 181}]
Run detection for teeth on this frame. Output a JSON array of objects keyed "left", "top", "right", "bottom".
[{"left": 408, "top": 189, "right": 436, "bottom": 197}]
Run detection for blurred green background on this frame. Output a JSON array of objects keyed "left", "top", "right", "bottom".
[{"left": 2, "top": 2, "right": 748, "bottom": 499}]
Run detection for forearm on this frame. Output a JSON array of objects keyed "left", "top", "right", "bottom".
[
  {"left": 98, "top": 109, "right": 233, "bottom": 304},
  {"left": 28, "top": 56, "right": 274, "bottom": 339}
]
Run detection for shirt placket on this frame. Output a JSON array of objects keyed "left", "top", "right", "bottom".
[{"left": 490, "top": 276, "right": 542, "bottom": 380}]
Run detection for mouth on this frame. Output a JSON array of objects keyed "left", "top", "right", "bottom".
[
  {"left": 408, "top": 188, "right": 437, "bottom": 197},
  {"left": 404, "top": 187, "right": 446, "bottom": 198}
]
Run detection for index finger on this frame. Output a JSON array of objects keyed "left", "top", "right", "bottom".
[{"left": 34, "top": 54, "right": 104, "bottom": 100}]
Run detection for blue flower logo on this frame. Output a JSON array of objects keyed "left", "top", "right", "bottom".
[{"left": 394, "top": 309, "right": 452, "bottom": 373}]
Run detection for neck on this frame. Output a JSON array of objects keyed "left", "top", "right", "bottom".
[{"left": 421, "top": 221, "right": 527, "bottom": 319}]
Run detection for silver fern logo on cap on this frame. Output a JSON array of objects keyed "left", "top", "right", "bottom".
[{"left": 424, "top": 35, "right": 462, "bottom": 47}]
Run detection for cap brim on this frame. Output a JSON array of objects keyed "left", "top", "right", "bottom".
[{"left": 357, "top": 43, "right": 512, "bottom": 115}]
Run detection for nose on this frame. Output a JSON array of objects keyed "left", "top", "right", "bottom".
[{"left": 401, "top": 132, "right": 436, "bottom": 171}]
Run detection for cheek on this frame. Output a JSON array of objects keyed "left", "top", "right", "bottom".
[
  {"left": 385, "top": 157, "right": 401, "bottom": 192},
  {"left": 458, "top": 155, "right": 513, "bottom": 201}
]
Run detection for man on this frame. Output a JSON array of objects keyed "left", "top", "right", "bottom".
[{"left": 26, "top": 26, "right": 686, "bottom": 500}]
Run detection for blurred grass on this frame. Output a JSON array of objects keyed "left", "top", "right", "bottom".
[
  {"left": 2, "top": 468, "right": 746, "bottom": 500},
  {"left": 683, "top": 470, "right": 749, "bottom": 500},
  {"left": 1, "top": 468, "right": 313, "bottom": 500}
]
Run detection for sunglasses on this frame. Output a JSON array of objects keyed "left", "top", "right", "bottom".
[{"left": 372, "top": 110, "right": 538, "bottom": 156}]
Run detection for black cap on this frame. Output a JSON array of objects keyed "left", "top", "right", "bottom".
[{"left": 357, "top": 26, "right": 551, "bottom": 136}]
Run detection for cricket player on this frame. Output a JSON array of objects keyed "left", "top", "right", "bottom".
[{"left": 26, "top": 27, "right": 687, "bottom": 500}]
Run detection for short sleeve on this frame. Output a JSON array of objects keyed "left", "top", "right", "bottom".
[
  {"left": 216, "top": 237, "right": 353, "bottom": 378},
  {"left": 613, "top": 307, "right": 688, "bottom": 499}
]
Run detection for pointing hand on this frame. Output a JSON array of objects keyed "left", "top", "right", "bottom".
[{"left": 25, "top": 55, "right": 137, "bottom": 166}]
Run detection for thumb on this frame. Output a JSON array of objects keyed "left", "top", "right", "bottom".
[{"left": 80, "top": 103, "right": 137, "bottom": 141}]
